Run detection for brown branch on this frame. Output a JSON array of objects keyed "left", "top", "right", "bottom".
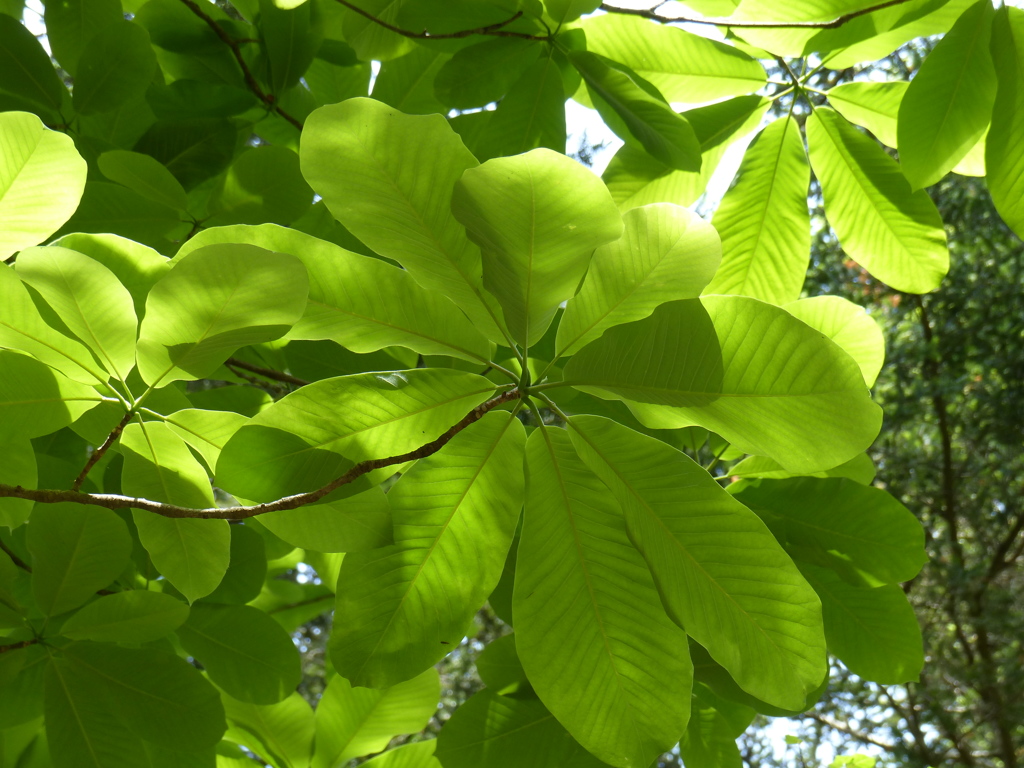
[
  {"left": 224, "top": 357, "right": 309, "bottom": 387},
  {"left": 0, "top": 388, "right": 521, "bottom": 520},
  {"left": 600, "top": 0, "right": 917, "bottom": 30},
  {"left": 176, "top": 0, "right": 303, "bottom": 130},
  {"left": 804, "top": 712, "right": 895, "bottom": 750},
  {"left": 73, "top": 411, "right": 134, "bottom": 492},
  {"left": 983, "top": 506, "right": 1024, "bottom": 583},
  {"left": 0, "top": 639, "right": 38, "bottom": 654},
  {"left": 333, "top": 2, "right": 548, "bottom": 40},
  {"left": 0, "top": 540, "right": 30, "bottom": 572}
]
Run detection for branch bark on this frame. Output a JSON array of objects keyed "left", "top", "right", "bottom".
[
  {"left": 0, "top": 388, "right": 521, "bottom": 520},
  {"left": 600, "top": 0, "right": 917, "bottom": 30},
  {"left": 224, "top": 357, "right": 309, "bottom": 387},
  {"left": 73, "top": 410, "right": 134, "bottom": 492},
  {"left": 331, "top": 2, "right": 549, "bottom": 40}
]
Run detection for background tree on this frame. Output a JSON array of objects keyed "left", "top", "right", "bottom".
[{"left": 0, "top": 1, "right": 1020, "bottom": 767}]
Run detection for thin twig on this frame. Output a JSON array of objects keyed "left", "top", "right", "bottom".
[
  {"left": 73, "top": 411, "right": 134, "bottom": 492},
  {"left": 0, "top": 639, "right": 38, "bottom": 654},
  {"left": 0, "top": 388, "right": 521, "bottom": 520},
  {"left": 600, "top": 0, "right": 917, "bottom": 30},
  {"left": 176, "top": 0, "right": 303, "bottom": 130},
  {"left": 224, "top": 357, "right": 309, "bottom": 387},
  {"left": 333, "top": 2, "right": 548, "bottom": 40},
  {"left": 0, "top": 540, "right": 30, "bottom": 572}
]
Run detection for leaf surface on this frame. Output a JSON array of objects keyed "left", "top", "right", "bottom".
[
  {"left": 783, "top": 295, "right": 884, "bottom": 387},
  {"left": 987, "top": 6, "right": 1024, "bottom": 238},
  {"left": 60, "top": 591, "right": 189, "bottom": 643}
]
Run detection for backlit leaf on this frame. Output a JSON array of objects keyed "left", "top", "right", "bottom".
[
  {"left": 60, "top": 590, "right": 189, "bottom": 643},
  {"left": 987, "top": 6, "right": 1024, "bottom": 238}
]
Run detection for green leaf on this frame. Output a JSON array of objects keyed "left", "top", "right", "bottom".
[
  {"left": 705, "top": 116, "right": 811, "bottom": 305},
  {"left": 361, "top": 741, "right": 439, "bottom": 768},
  {"left": 474, "top": 634, "right": 529, "bottom": 695},
  {"left": 435, "top": 690, "right": 607, "bottom": 768},
  {"left": 136, "top": 243, "right": 309, "bottom": 387},
  {"left": 568, "top": 416, "right": 827, "bottom": 710},
  {"left": 729, "top": 453, "right": 877, "bottom": 485},
  {"left": 569, "top": 50, "right": 702, "bottom": 172},
  {"left": 259, "top": 0, "right": 319, "bottom": 93},
  {"left": 332, "top": 412, "right": 525, "bottom": 687},
  {"left": 16, "top": 246, "right": 138, "bottom": 381},
  {"left": 341, "top": 0, "right": 414, "bottom": 61},
  {"left": 55, "top": 182, "right": 183, "bottom": 251},
  {"left": 897, "top": 0, "right": 996, "bottom": 190},
  {"left": 27, "top": 502, "right": 132, "bottom": 616},
  {"left": 0, "top": 15, "right": 66, "bottom": 112},
  {"left": 544, "top": 0, "right": 598, "bottom": 23},
  {"left": 472, "top": 50, "right": 567, "bottom": 161},
  {"left": 164, "top": 408, "right": 249, "bottom": 472},
  {"left": 222, "top": 692, "right": 314, "bottom": 768},
  {"left": 207, "top": 146, "right": 313, "bottom": 226},
  {"left": 202, "top": 522, "right": 267, "bottom": 605},
  {"left": 452, "top": 148, "right": 623, "bottom": 347},
  {"left": 311, "top": 668, "right": 439, "bottom": 767},
  {"left": 133, "top": 118, "right": 238, "bottom": 190},
  {"left": 557, "top": 203, "right": 720, "bottom": 357},
  {"left": 826, "top": 81, "right": 907, "bottom": 148},
  {"left": 579, "top": 14, "right": 765, "bottom": 103},
  {"left": 259, "top": 486, "right": 391, "bottom": 553},
  {"left": 216, "top": 369, "right": 498, "bottom": 502},
  {"left": 732, "top": 478, "right": 927, "bottom": 586},
  {"left": 0, "top": 438, "right": 35, "bottom": 528},
  {"left": 60, "top": 590, "right": 190, "bottom": 643},
  {"left": 72, "top": 21, "right": 158, "bottom": 115},
  {"left": 587, "top": 297, "right": 881, "bottom": 473},
  {"left": 181, "top": 224, "right": 491, "bottom": 363},
  {"left": 678, "top": 693, "right": 747, "bottom": 768},
  {"left": 987, "top": 6, "right": 1024, "bottom": 238},
  {"left": 43, "top": 0, "right": 123, "bottom": 76},
  {"left": 98, "top": 151, "right": 189, "bottom": 212},
  {"left": 799, "top": 563, "right": 923, "bottom": 684},
  {"left": 602, "top": 95, "right": 769, "bottom": 211},
  {"left": 806, "top": 108, "right": 948, "bottom": 294},
  {"left": 434, "top": 38, "right": 541, "bottom": 109},
  {"left": 783, "top": 296, "right": 884, "bottom": 387},
  {"left": 300, "top": 98, "right": 505, "bottom": 342},
  {"left": 0, "top": 112, "right": 87, "bottom": 260},
  {"left": 514, "top": 427, "right": 692, "bottom": 768},
  {"left": 58, "top": 641, "right": 226, "bottom": 749},
  {"left": 372, "top": 46, "right": 450, "bottom": 116},
  {"left": 177, "top": 603, "right": 301, "bottom": 704},
  {"left": 0, "top": 350, "right": 102, "bottom": 441},
  {"left": 120, "top": 421, "right": 231, "bottom": 602}
]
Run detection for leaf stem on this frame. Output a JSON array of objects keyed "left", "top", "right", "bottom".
[{"left": 72, "top": 410, "right": 134, "bottom": 491}]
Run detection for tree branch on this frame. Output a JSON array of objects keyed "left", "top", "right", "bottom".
[
  {"left": 0, "top": 388, "right": 521, "bottom": 520},
  {"left": 804, "top": 712, "right": 895, "bottom": 751},
  {"left": 0, "top": 540, "right": 31, "bottom": 572},
  {"left": 332, "top": 2, "right": 549, "bottom": 40},
  {"left": 176, "top": 0, "right": 303, "bottom": 130},
  {"left": 224, "top": 357, "right": 309, "bottom": 387},
  {"left": 600, "top": 0, "right": 917, "bottom": 30},
  {"left": 73, "top": 411, "right": 134, "bottom": 492}
]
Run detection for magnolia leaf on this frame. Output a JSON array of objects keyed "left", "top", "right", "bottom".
[
  {"left": 433, "top": 37, "right": 541, "bottom": 109},
  {"left": 452, "top": 148, "right": 623, "bottom": 347},
  {"left": 72, "top": 21, "right": 157, "bottom": 115},
  {"left": 258, "top": 486, "right": 392, "bottom": 554},
  {"left": 0, "top": 15, "right": 66, "bottom": 112},
  {"left": 568, "top": 416, "right": 827, "bottom": 710},
  {"left": 0, "top": 437, "right": 35, "bottom": 528},
  {"left": 826, "top": 81, "right": 907, "bottom": 148},
  {"left": 98, "top": 150, "right": 189, "bottom": 211},
  {"left": 514, "top": 427, "right": 692, "bottom": 768},
  {"left": 222, "top": 692, "right": 315, "bottom": 768},
  {"left": 806, "top": 108, "right": 948, "bottom": 294},
  {"left": 60, "top": 591, "right": 189, "bottom": 643},
  {"left": 783, "top": 295, "right": 884, "bottom": 387},
  {"left": 0, "top": 350, "right": 102, "bottom": 440},
  {"left": 987, "top": 6, "right": 1024, "bottom": 238}
]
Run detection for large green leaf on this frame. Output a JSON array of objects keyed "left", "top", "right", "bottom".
[
  {"left": 216, "top": 369, "right": 498, "bottom": 502},
  {"left": 136, "top": 243, "right": 309, "bottom": 387},
  {"left": 806, "top": 108, "right": 948, "bottom": 294},
  {"left": 987, "top": 7, "right": 1024, "bottom": 238},
  {"left": 579, "top": 14, "right": 765, "bottom": 102},
  {"left": 97, "top": 150, "right": 189, "bottom": 212},
  {"left": 678, "top": 688, "right": 749, "bottom": 768},
  {"left": 563, "top": 297, "right": 881, "bottom": 474},
  {"left": 371, "top": 46, "right": 450, "bottom": 116},
  {"left": 799, "top": 563, "right": 923, "bottom": 684},
  {"left": 164, "top": 408, "right": 248, "bottom": 472},
  {"left": 451, "top": 148, "right": 622, "bottom": 347},
  {"left": 222, "top": 692, "right": 314, "bottom": 768},
  {"left": 729, "top": 453, "right": 877, "bottom": 485},
  {"left": 569, "top": 50, "right": 702, "bottom": 172},
  {"left": 783, "top": 295, "right": 884, "bottom": 387},
  {"left": 732, "top": 478, "right": 927, "bottom": 586},
  {"left": 121, "top": 421, "right": 231, "bottom": 602},
  {"left": 545, "top": 0, "right": 598, "bottom": 23},
  {"left": 179, "top": 224, "right": 490, "bottom": 363},
  {"left": 16, "top": 246, "right": 138, "bottom": 381},
  {"left": 340, "top": 0, "right": 414, "bottom": 61},
  {"left": 0, "top": 437, "right": 35, "bottom": 527},
  {"left": 0, "top": 350, "right": 102, "bottom": 440},
  {"left": 826, "top": 81, "right": 907, "bottom": 148},
  {"left": 300, "top": 98, "right": 506, "bottom": 342},
  {"left": 568, "top": 416, "right": 827, "bottom": 710},
  {"left": 54, "top": 182, "right": 183, "bottom": 251},
  {"left": 332, "top": 412, "right": 525, "bottom": 687},
  {"left": 206, "top": 146, "right": 313, "bottom": 227},
  {"left": 361, "top": 741, "right": 439, "bottom": 768},
  {"left": 311, "top": 668, "right": 439, "bottom": 767},
  {"left": 556, "top": 203, "right": 720, "bottom": 357},
  {"left": 433, "top": 37, "right": 541, "bottom": 109},
  {"left": 259, "top": 0, "right": 319, "bottom": 93},
  {"left": 177, "top": 603, "right": 301, "bottom": 704},
  {"left": 705, "top": 116, "right": 811, "bottom": 305},
  {"left": 897, "top": 0, "right": 996, "bottom": 190},
  {"left": 27, "top": 503, "right": 132, "bottom": 616},
  {"left": 43, "top": 0, "right": 123, "bottom": 76},
  {"left": 602, "top": 96, "right": 769, "bottom": 211},
  {"left": 0, "top": 15, "right": 66, "bottom": 112},
  {"left": 60, "top": 591, "right": 189, "bottom": 643},
  {"left": 203, "top": 523, "right": 267, "bottom": 606},
  {"left": 0, "top": 112, "right": 87, "bottom": 260},
  {"left": 435, "top": 690, "right": 606, "bottom": 768},
  {"left": 514, "top": 427, "right": 692, "bottom": 768},
  {"left": 72, "top": 21, "right": 157, "bottom": 115},
  {"left": 258, "top": 486, "right": 392, "bottom": 553}
]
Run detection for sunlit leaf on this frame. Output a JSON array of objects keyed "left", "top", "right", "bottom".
[
  {"left": 987, "top": 6, "right": 1024, "bottom": 238},
  {"left": 783, "top": 295, "right": 884, "bottom": 387}
]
